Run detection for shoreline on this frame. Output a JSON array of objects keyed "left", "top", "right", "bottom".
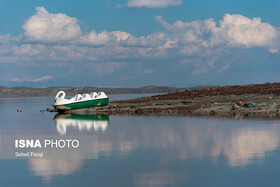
[
  {"left": 59, "top": 93, "right": 280, "bottom": 119},
  {"left": 50, "top": 83, "right": 280, "bottom": 119},
  {"left": 0, "top": 86, "right": 184, "bottom": 98}
]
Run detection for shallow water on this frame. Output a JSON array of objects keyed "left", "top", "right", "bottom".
[{"left": 0, "top": 94, "right": 280, "bottom": 186}]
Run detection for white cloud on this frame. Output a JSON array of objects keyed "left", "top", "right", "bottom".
[
  {"left": 144, "top": 69, "right": 154, "bottom": 74},
  {"left": 79, "top": 31, "right": 131, "bottom": 45},
  {"left": 21, "top": 8, "right": 277, "bottom": 50},
  {"left": 126, "top": 0, "right": 182, "bottom": 8},
  {"left": 153, "top": 14, "right": 279, "bottom": 75},
  {"left": 179, "top": 45, "right": 201, "bottom": 55},
  {"left": 159, "top": 38, "right": 178, "bottom": 49},
  {"left": 156, "top": 14, "right": 277, "bottom": 48},
  {"left": 92, "top": 62, "right": 128, "bottom": 74},
  {"left": 111, "top": 31, "right": 131, "bottom": 42},
  {"left": 0, "top": 34, "right": 12, "bottom": 44},
  {"left": 191, "top": 64, "right": 211, "bottom": 75},
  {"left": 31, "top": 76, "right": 52, "bottom": 82},
  {"left": 212, "top": 14, "right": 277, "bottom": 47},
  {"left": 12, "top": 44, "right": 47, "bottom": 56},
  {"left": 268, "top": 48, "right": 279, "bottom": 54},
  {"left": 4, "top": 78, "right": 25, "bottom": 83},
  {"left": 80, "top": 31, "right": 110, "bottom": 45},
  {"left": 22, "top": 7, "right": 82, "bottom": 42},
  {"left": 2, "top": 7, "right": 279, "bottom": 79},
  {"left": 0, "top": 34, "right": 22, "bottom": 44},
  {"left": 217, "top": 64, "right": 230, "bottom": 73},
  {"left": 4, "top": 76, "right": 52, "bottom": 83}
]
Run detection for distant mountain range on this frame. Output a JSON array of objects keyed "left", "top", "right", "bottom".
[{"left": 0, "top": 85, "right": 216, "bottom": 98}]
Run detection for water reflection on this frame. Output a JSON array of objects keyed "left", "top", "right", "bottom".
[
  {"left": 55, "top": 114, "right": 109, "bottom": 135},
  {"left": 29, "top": 158, "right": 83, "bottom": 182},
  {"left": 27, "top": 117, "right": 280, "bottom": 185},
  {"left": 134, "top": 171, "right": 187, "bottom": 186},
  {"left": 221, "top": 128, "right": 278, "bottom": 166},
  {"left": 88, "top": 117, "right": 279, "bottom": 167},
  {"left": 26, "top": 114, "right": 110, "bottom": 182}
]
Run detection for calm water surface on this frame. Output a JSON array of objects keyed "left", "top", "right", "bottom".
[{"left": 0, "top": 94, "right": 280, "bottom": 186}]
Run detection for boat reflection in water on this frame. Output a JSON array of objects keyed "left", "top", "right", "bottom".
[
  {"left": 28, "top": 114, "right": 109, "bottom": 182},
  {"left": 54, "top": 114, "right": 109, "bottom": 135}
]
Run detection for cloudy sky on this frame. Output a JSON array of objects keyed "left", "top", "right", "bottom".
[{"left": 0, "top": 0, "right": 280, "bottom": 87}]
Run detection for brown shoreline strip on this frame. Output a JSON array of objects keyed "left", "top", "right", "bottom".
[{"left": 49, "top": 83, "right": 280, "bottom": 119}]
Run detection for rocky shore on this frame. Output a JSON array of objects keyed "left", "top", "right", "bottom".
[{"left": 53, "top": 83, "right": 280, "bottom": 119}]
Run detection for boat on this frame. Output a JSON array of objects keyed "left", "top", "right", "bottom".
[{"left": 53, "top": 91, "right": 109, "bottom": 110}]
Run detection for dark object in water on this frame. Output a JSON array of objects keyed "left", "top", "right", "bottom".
[{"left": 244, "top": 104, "right": 268, "bottom": 108}]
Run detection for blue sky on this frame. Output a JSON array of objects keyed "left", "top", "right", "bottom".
[{"left": 0, "top": 0, "right": 280, "bottom": 87}]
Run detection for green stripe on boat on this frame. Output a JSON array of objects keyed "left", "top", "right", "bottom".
[{"left": 54, "top": 98, "right": 109, "bottom": 110}]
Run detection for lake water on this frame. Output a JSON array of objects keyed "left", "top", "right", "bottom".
[{"left": 0, "top": 94, "right": 280, "bottom": 186}]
